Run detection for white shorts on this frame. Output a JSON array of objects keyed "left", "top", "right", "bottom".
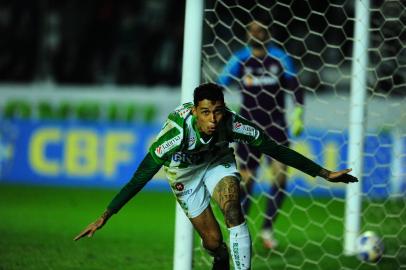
[{"left": 165, "top": 154, "right": 240, "bottom": 218}]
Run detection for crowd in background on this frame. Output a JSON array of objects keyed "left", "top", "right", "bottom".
[
  {"left": 0, "top": 0, "right": 184, "bottom": 85},
  {"left": 0, "top": 0, "right": 403, "bottom": 95}
]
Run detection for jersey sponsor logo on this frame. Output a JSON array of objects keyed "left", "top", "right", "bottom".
[
  {"left": 155, "top": 134, "right": 182, "bottom": 157},
  {"left": 243, "top": 74, "right": 278, "bottom": 87},
  {"left": 242, "top": 74, "right": 254, "bottom": 86},
  {"left": 172, "top": 152, "right": 202, "bottom": 164},
  {"left": 188, "top": 136, "right": 196, "bottom": 147},
  {"left": 233, "top": 122, "right": 258, "bottom": 137},
  {"left": 174, "top": 106, "right": 191, "bottom": 118}
]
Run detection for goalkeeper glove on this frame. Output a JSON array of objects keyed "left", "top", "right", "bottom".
[{"left": 291, "top": 106, "right": 304, "bottom": 137}]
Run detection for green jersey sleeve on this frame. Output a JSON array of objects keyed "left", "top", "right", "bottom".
[
  {"left": 229, "top": 111, "right": 323, "bottom": 177},
  {"left": 229, "top": 112, "right": 262, "bottom": 145},
  {"left": 107, "top": 153, "right": 162, "bottom": 214},
  {"left": 254, "top": 134, "right": 323, "bottom": 177},
  {"left": 148, "top": 115, "right": 184, "bottom": 164}
]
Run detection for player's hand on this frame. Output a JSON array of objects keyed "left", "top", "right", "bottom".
[
  {"left": 74, "top": 210, "right": 111, "bottom": 241},
  {"left": 291, "top": 106, "right": 304, "bottom": 137},
  {"left": 320, "top": 168, "right": 359, "bottom": 184}
]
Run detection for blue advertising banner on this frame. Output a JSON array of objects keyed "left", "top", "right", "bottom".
[
  {"left": 0, "top": 119, "right": 403, "bottom": 197},
  {"left": 0, "top": 119, "right": 162, "bottom": 189}
]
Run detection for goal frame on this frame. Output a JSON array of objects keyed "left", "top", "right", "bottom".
[
  {"left": 173, "top": 1, "right": 204, "bottom": 270},
  {"left": 174, "top": 0, "right": 370, "bottom": 268}
]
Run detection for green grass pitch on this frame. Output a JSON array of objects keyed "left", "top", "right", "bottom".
[{"left": 0, "top": 183, "right": 404, "bottom": 270}]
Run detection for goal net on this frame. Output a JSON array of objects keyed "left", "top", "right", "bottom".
[{"left": 192, "top": 0, "right": 406, "bottom": 269}]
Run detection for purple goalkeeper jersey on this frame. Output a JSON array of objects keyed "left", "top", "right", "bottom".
[{"left": 218, "top": 45, "right": 303, "bottom": 129}]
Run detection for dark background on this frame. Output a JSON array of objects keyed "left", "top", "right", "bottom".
[{"left": 0, "top": 0, "right": 404, "bottom": 95}]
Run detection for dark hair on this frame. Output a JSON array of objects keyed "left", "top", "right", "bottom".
[{"left": 193, "top": 83, "right": 224, "bottom": 105}]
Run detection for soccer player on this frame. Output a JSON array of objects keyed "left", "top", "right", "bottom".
[
  {"left": 74, "top": 83, "right": 358, "bottom": 270},
  {"left": 218, "top": 20, "right": 304, "bottom": 249}
]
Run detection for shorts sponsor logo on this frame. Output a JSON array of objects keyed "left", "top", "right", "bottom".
[
  {"left": 175, "top": 182, "right": 184, "bottom": 191},
  {"left": 174, "top": 183, "right": 192, "bottom": 197},
  {"left": 233, "top": 122, "right": 258, "bottom": 137},
  {"left": 221, "top": 162, "right": 231, "bottom": 168},
  {"left": 155, "top": 135, "right": 182, "bottom": 157},
  {"left": 176, "top": 188, "right": 192, "bottom": 197}
]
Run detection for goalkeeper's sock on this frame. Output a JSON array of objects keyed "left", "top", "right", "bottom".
[
  {"left": 229, "top": 222, "right": 251, "bottom": 270},
  {"left": 263, "top": 181, "right": 286, "bottom": 229}
]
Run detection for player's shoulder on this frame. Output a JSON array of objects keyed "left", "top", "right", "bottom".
[
  {"left": 225, "top": 108, "right": 250, "bottom": 126},
  {"left": 225, "top": 106, "right": 238, "bottom": 116},
  {"left": 150, "top": 104, "right": 191, "bottom": 161},
  {"left": 167, "top": 102, "right": 193, "bottom": 126},
  {"left": 232, "top": 46, "right": 252, "bottom": 61},
  {"left": 155, "top": 102, "right": 192, "bottom": 141},
  {"left": 267, "top": 45, "right": 297, "bottom": 74},
  {"left": 267, "top": 45, "right": 289, "bottom": 59},
  {"left": 226, "top": 108, "right": 261, "bottom": 137}
]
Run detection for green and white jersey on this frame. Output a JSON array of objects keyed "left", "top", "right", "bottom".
[
  {"left": 108, "top": 103, "right": 324, "bottom": 214},
  {"left": 108, "top": 104, "right": 324, "bottom": 214},
  {"left": 149, "top": 102, "right": 266, "bottom": 170}
]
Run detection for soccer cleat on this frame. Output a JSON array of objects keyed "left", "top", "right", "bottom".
[
  {"left": 261, "top": 229, "right": 278, "bottom": 249},
  {"left": 211, "top": 242, "right": 230, "bottom": 270},
  {"left": 212, "top": 255, "right": 230, "bottom": 270}
]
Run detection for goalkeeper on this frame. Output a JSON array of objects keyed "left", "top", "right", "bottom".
[
  {"left": 218, "top": 20, "right": 305, "bottom": 249},
  {"left": 74, "top": 83, "right": 357, "bottom": 270}
]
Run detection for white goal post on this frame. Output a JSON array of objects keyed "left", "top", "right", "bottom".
[
  {"left": 344, "top": 0, "right": 370, "bottom": 255},
  {"left": 173, "top": 1, "right": 204, "bottom": 270}
]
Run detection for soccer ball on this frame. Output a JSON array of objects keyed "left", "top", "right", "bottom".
[{"left": 356, "top": 231, "right": 384, "bottom": 263}]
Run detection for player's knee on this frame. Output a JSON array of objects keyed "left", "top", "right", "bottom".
[{"left": 225, "top": 205, "right": 244, "bottom": 227}]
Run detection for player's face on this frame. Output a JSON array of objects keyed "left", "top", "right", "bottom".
[
  {"left": 247, "top": 21, "right": 268, "bottom": 48},
  {"left": 193, "top": 99, "right": 225, "bottom": 136}
]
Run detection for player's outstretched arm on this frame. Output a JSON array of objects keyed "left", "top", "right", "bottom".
[
  {"left": 74, "top": 210, "right": 112, "bottom": 241},
  {"left": 249, "top": 132, "right": 359, "bottom": 184},
  {"left": 318, "top": 168, "right": 358, "bottom": 184},
  {"left": 73, "top": 153, "right": 162, "bottom": 242}
]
